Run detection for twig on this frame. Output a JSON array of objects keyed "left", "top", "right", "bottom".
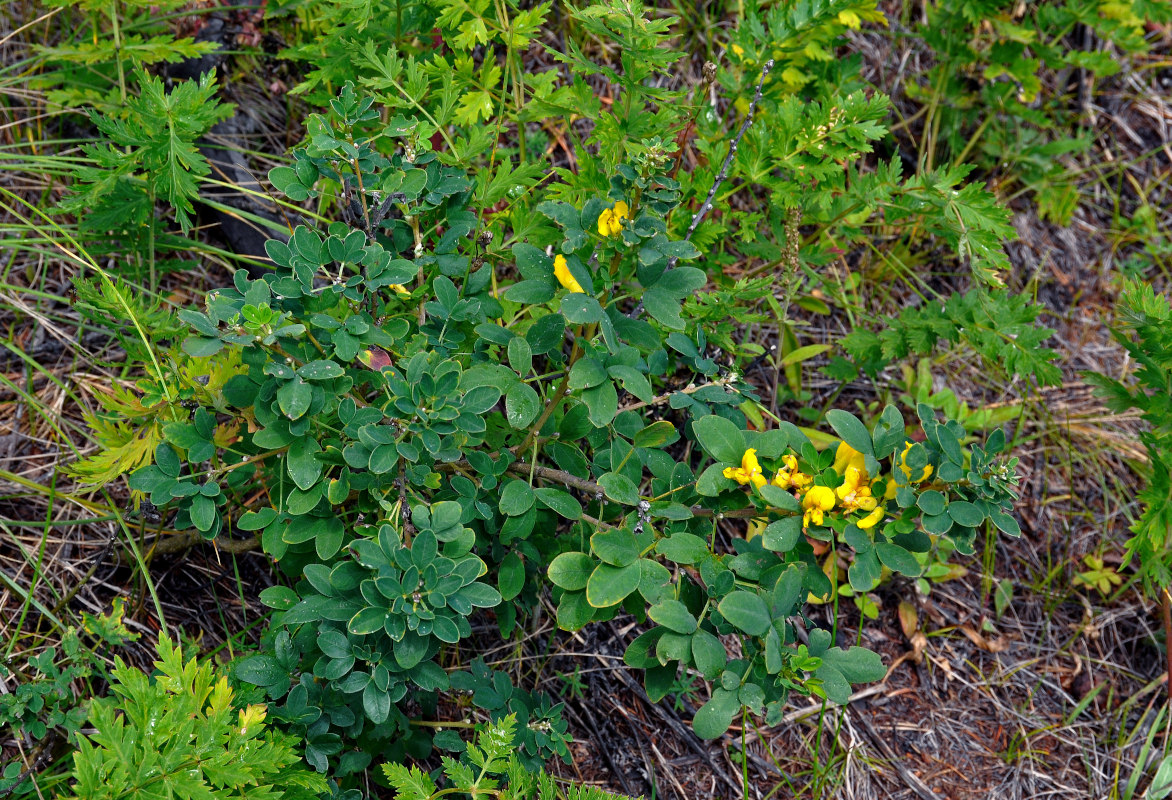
[
  {"left": 149, "top": 531, "right": 261, "bottom": 555},
  {"left": 630, "top": 59, "right": 774, "bottom": 320},
  {"left": 617, "top": 376, "right": 733, "bottom": 413}
]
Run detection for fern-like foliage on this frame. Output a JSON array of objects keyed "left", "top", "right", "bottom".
[
  {"left": 73, "top": 275, "right": 184, "bottom": 356},
  {"left": 64, "top": 634, "right": 328, "bottom": 800},
  {"left": 60, "top": 70, "right": 233, "bottom": 233},
  {"left": 382, "top": 715, "right": 639, "bottom": 800},
  {"left": 1085, "top": 279, "right": 1172, "bottom": 589},
  {"left": 843, "top": 289, "right": 1062, "bottom": 386}
]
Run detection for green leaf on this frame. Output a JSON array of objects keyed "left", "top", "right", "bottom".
[
  {"left": 639, "top": 662, "right": 673, "bottom": 704},
  {"left": 762, "top": 517, "right": 801, "bottom": 552},
  {"left": 591, "top": 528, "right": 639, "bottom": 567},
  {"left": 182, "top": 337, "right": 222, "bottom": 357},
  {"left": 535, "top": 487, "right": 582, "bottom": 519},
  {"left": 585, "top": 562, "right": 641, "bottom": 608},
  {"left": 298, "top": 360, "right": 345, "bottom": 380},
  {"left": 189, "top": 494, "right": 216, "bottom": 532},
  {"left": 505, "top": 382, "right": 541, "bottom": 429},
  {"left": 316, "top": 519, "right": 344, "bottom": 560},
  {"left": 155, "top": 443, "right": 181, "bottom": 477},
  {"left": 1150, "top": 756, "right": 1172, "bottom": 800},
  {"left": 556, "top": 590, "right": 596, "bottom": 630},
  {"left": 561, "top": 294, "right": 605, "bottom": 324},
  {"left": 526, "top": 313, "right": 565, "bottom": 354},
  {"left": 277, "top": 378, "right": 313, "bottom": 420},
  {"left": 993, "top": 578, "right": 1013, "bottom": 618},
  {"left": 989, "top": 510, "right": 1021, "bottom": 536},
  {"left": 825, "top": 409, "right": 873, "bottom": 456},
  {"left": 369, "top": 443, "right": 399, "bottom": 474},
  {"left": 460, "top": 583, "right": 502, "bottom": 608},
  {"left": 691, "top": 629, "right": 726, "bottom": 678},
  {"left": 581, "top": 380, "right": 618, "bottom": 427},
  {"left": 758, "top": 485, "right": 800, "bottom": 511},
  {"left": 287, "top": 437, "right": 323, "bottom": 491},
  {"left": 874, "top": 542, "right": 921, "bottom": 577},
  {"left": 499, "top": 480, "right": 535, "bottom": 516},
  {"left": 507, "top": 336, "right": 532, "bottom": 376},
  {"left": 624, "top": 628, "right": 666, "bottom": 669},
  {"left": 259, "top": 585, "right": 298, "bottom": 609},
  {"left": 235, "top": 654, "right": 286, "bottom": 687},
  {"left": 937, "top": 425, "right": 964, "bottom": 465},
  {"left": 781, "top": 343, "right": 832, "bottom": 366},
  {"left": 349, "top": 607, "right": 386, "bottom": 635},
  {"left": 922, "top": 512, "right": 953, "bottom": 535},
  {"left": 657, "top": 533, "right": 709, "bottom": 564},
  {"left": 633, "top": 420, "right": 677, "bottom": 449},
  {"left": 916, "top": 490, "right": 946, "bottom": 516},
  {"left": 848, "top": 549, "right": 881, "bottom": 592},
  {"left": 641, "top": 286, "right": 685, "bottom": 329},
  {"left": 363, "top": 682, "right": 391, "bottom": 724},
  {"left": 568, "top": 358, "right": 607, "bottom": 391},
  {"left": 692, "top": 687, "right": 740, "bottom": 739},
  {"left": 597, "top": 472, "right": 639, "bottom": 505},
  {"left": 648, "top": 600, "right": 697, "bottom": 634},
  {"left": 637, "top": 558, "right": 673, "bottom": 603},
  {"left": 462, "top": 386, "right": 502, "bottom": 414},
  {"left": 718, "top": 591, "right": 771, "bottom": 637},
  {"left": 816, "top": 646, "right": 886, "bottom": 704},
  {"left": 548, "top": 552, "right": 594, "bottom": 591},
  {"left": 394, "top": 632, "right": 429, "bottom": 669},
  {"left": 691, "top": 415, "right": 745, "bottom": 463},
  {"left": 947, "top": 501, "right": 983, "bottom": 527},
  {"left": 503, "top": 280, "right": 554, "bottom": 304},
  {"left": 695, "top": 463, "right": 733, "bottom": 497},
  {"left": 498, "top": 552, "right": 525, "bottom": 602}
]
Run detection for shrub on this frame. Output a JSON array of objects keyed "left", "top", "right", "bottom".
[{"left": 105, "top": 82, "right": 1027, "bottom": 778}]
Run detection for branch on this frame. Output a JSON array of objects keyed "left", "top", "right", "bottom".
[
  {"left": 630, "top": 59, "right": 774, "bottom": 319},
  {"left": 617, "top": 377, "right": 733, "bottom": 413},
  {"left": 150, "top": 531, "right": 262, "bottom": 555}
]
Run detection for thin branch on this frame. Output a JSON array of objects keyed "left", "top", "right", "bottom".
[
  {"left": 630, "top": 59, "right": 774, "bottom": 320},
  {"left": 617, "top": 376, "right": 733, "bottom": 414},
  {"left": 150, "top": 531, "right": 261, "bottom": 555}
]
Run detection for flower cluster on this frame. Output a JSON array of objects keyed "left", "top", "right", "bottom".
[
  {"left": 550, "top": 199, "right": 629, "bottom": 294},
  {"left": 725, "top": 441, "right": 903, "bottom": 530}
]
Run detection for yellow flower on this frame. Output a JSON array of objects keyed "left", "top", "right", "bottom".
[
  {"left": 832, "top": 441, "right": 867, "bottom": 479},
  {"left": 835, "top": 466, "right": 878, "bottom": 513},
  {"left": 802, "top": 485, "right": 835, "bottom": 528},
  {"left": 553, "top": 254, "right": 585, "bottom": 294},
  {"left": 896, "top": 441, "right": 933, "bottom": 484},
  {"left": 389, "top": 284, "right": 410, "bottom": 295},
  {"left": 772, "top": 454, "right": 812, "bottom": 490},
  {"left": 724, "top": 448, "right": 767, "bottom": 489},
  {"left": 857, "top": 505, "right": 885, "bottom": 530},
  {"left": 731, "top": 43, "right": 745, "bottom": 56},
  {"left": 597, "top": 201, "right": 629, "bottom": 237}
]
